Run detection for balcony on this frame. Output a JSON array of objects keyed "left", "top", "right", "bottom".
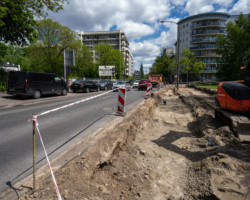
[
  {"left": 190, "top": 44, "right": 217, "bottom": 50},
  {"left": 191, "top": 37, "right": 217, "bottom": 44},
  {"left": 194, "top": 52, "right": 220, "bottom": 57},
  {"left": 192, "top": 29, "right": 226, "bottom": 36},
  {"left": 192, "top": 21, "right": 226, "bottom": 29}
]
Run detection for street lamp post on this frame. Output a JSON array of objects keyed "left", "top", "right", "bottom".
[{"left": 160, "top": 20, "right": 180, "bottom": 90}]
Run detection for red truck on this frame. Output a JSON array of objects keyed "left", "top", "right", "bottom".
[{"left": 149, "top": 74, "right": 162, "bottom": 88}]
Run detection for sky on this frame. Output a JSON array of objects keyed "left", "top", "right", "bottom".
[{"left": 48, "top": 0, "right": 250, "bottom": 73}]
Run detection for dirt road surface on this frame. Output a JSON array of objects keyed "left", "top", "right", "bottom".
[{"left": 3, "top": 86, "right": 250, "bottom": 200}]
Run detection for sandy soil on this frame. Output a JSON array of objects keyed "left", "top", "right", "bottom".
[{"left": 18, "top": 86, "right": 250, "bottom": 200}]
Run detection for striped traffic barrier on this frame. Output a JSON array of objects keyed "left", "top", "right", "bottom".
[
  {"left": 116, "top": 88, "right": 126, "bottom": 116},
  {"left": 145, "top": 83, "right": 152, "bottom": 99},
  {"left": 157, "top": 83, "right": 161, "bottom": 91}
]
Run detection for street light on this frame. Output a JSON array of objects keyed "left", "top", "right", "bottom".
[{"left": 160, "top": 20, "right": 180, "bottom": 90}]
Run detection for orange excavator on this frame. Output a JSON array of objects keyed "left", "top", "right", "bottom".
[{"left": 215, "top": 61, "right": 250, "bottom": 142}]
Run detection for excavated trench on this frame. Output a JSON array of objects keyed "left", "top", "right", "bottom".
[{"left": 7, "top": 86, "right": 250, "bottom": 200}]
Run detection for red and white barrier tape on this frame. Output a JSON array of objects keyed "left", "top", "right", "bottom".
[
  {"left": 35, "top": 90, "right": 116, "bottom": 118},
  {"left": 28, "top": 89, "right": 118, "bottom": 199},
  {"left": 31, "top": 116, "right": 62, "bottom": 200}
]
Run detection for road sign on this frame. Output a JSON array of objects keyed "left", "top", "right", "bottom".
[
  {"left": 64, "top": 50, "right": 75, "bottom": 67},
  {"left": 99, "top": 66, "right": 115, "bottom": 76}
]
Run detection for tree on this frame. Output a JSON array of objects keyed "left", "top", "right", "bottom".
[
  {"left": 26, "top": 19, "right": 76, "bottom": 76},
  {"left": 1, "top": 45, "right": 31, "bottom": 70},
  {"left": 0, "top": 0, "right": 67, "bottom": 45},
  {"left": 140, "top": 63, "right": 144, "bottom": 79},
  {"left": 180, "top": 48, "right": 206, "bottom": 82},
  {"left": 216, "top": 13, "right": 250, "bottom": 81},
  {"left": 150, "top": 48, "right": 175, "bottom": 82},
  {"left": 0, "top": 43, "right": 8, "bottom": 62},
  {"left": 72, "top": 43, "right": 96, "bottom": 78},
  {"left": 94, "top": 43, "right": 124, "bottom": 79}
]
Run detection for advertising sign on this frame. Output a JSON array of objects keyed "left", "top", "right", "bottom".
[
  {"left": 64, "top": 50, "right": 75, "bottom": 67},
  {"left": 99, "top": 65, "right": 115, "bottom": 76}
]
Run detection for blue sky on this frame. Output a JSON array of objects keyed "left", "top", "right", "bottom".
[{"left": 48, "top": 0, "right": 250, "bottom": 73}]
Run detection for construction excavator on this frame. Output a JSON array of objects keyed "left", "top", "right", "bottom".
[{"left": 215, "top": 61, "right": 250, "bottom": 142}]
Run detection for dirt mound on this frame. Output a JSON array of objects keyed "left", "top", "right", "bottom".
[{"left": 16, "top": 87, "right": 250, "bottom": 200}]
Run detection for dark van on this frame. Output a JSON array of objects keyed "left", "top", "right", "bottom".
[{"left": 7, "top": 71, "right": 68, "bottom": 99}]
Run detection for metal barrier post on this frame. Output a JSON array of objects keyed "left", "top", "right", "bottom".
[{"left": 32, "top": 114, "right": 36, "bottom": 191}]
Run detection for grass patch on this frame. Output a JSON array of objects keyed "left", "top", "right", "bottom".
[{"left": 196, "top": 84, "right": 218, "bottom": 90}]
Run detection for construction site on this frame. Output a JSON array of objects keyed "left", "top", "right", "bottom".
[{"left": 1, "top": 85, "right": 246, "bottom": 200}]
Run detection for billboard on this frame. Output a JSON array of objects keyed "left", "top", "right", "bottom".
[
  {"left": 64, "top": 50, "right": 75, "bottom": 67},
  {"left": 99, "top": 65, "right": 115, "bottom": 76}
]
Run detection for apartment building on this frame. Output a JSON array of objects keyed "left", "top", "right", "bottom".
[
  {"left": 177, "top": 12, "right": 233, "bottom": 81},
  {"left": 79, "top": 30, "right": 133, "bottom": 77}
]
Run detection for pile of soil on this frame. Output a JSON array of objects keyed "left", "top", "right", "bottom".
[{"left": 18, "top": 87, "right": 250, "bottom": 200}]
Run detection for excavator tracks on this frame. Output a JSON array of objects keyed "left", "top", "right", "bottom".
[{"left": 215, "top": 108, "right": 250, "bottom": 142}]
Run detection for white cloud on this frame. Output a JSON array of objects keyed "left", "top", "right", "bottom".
[
  {"left": 184, "top": 0, "right": 235, "bottom": 15},
  {"left": 48, "top": 0, "right": 246, "bottom": 73},
  {"left": 130, "top": 41, "right": 160, "bottom": 70},
  {"left": 119, "top": 21, "right": 155, "bottom": 40},
  {"left": 229, "top": 0, "right": 250, "bottom": 14}
]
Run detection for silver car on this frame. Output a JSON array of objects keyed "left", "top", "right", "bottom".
[{"left": 113, "top": 80, "right": 131, "bottom": 91}]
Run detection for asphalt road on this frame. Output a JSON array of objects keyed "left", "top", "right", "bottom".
[{"left": 0, "top": 88, "right": 152, "bottom": 193}]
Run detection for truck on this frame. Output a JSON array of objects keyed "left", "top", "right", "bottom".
[{"left": 148, "top": 74, "right": 162, "bottom": 88}]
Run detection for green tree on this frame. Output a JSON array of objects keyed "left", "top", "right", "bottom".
[
  {"left": 0, "top": 0, "right": 68, "bottom": 45},
  {"left": 94, "top": 43, "right": 124, "bottom": 79},
  {"left": 140, "top": 63, "right": 144, "bottom": 79},
  {"left": 1, "top": 45, "right": 31, "bottom": 70},
  {"left": 0, "top": 43, "right": 8, "bottom": 62},
  {"left": 150, "top": 48, "right": 175, "bottom": 82},
  {"left": 216, "top": 13, "right": 250, "bottom": 81},
  {"left": 180, "top": 48, "right": 206, "bottom": 82},
  {"left": 72, "top": 43, "right": 96, "bottom": 78},
  {"left": 26, "top": 19, "right": 76, "bottom": 76},
  {"left": 112, "top": 49, "right": 124, "bottom": 79}
]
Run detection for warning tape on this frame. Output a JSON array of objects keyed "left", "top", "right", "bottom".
[
  {"left": 35, "top": 89, "right": 117, "bottom": 118},
  {"left": 31, "top": 116, "right": 62, "bottom": 200},
  {"left": 28, "top": 89, "right": 118, "bottom": 199}
]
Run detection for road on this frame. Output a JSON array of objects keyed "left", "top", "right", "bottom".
[{"left": 0, "top": 88, "right": 152, "bottom": 193}]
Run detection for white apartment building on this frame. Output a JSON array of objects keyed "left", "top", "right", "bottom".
[
  {"left": 177, "top": 12, "right": 234, "bottom": 81},
  {"left": 79, "top": 30, "right": 133, "bottom": 77}
]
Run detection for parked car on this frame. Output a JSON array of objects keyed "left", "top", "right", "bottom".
[
  {"left": 132, "top": 80, "right": 140, "bottom": 88},
  {"left": 70, "top": 80, "right": 100, "bottom": 93},
  {"left": 138, "top": 79, "right": 151, "bottom": 90},
  {"left": 98, "top": 79, "right": 113, "bottom": 90},
  {"left": 7, "top": 71, "right": 68, "bottom": 99},
  {"left": 113, "top": 80, "right": 131, "bottom": 91}
]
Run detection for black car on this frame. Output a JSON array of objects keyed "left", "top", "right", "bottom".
[
  {"left": 98, "top": 79, "right": 113, "bottom": 90},
  {"left": 7, "top": 71, "right": 68, "bottom": 99},
  {"left": 70, "top": 80, "right": 100, "bottom": 93}
]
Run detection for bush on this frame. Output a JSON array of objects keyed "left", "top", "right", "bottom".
[
  {"left": 0, "top": 83, "right": 6, "bottom": 92},
  {"left": 0, "top": 68, "right": 7, "bottom": 92}
]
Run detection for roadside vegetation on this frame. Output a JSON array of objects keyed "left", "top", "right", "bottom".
[
  {"left": 216, "top": 13, "right": 250, "bottom": 81},
  {"left": 196, "top": 83, "right": 218, "bottom": 90}
]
